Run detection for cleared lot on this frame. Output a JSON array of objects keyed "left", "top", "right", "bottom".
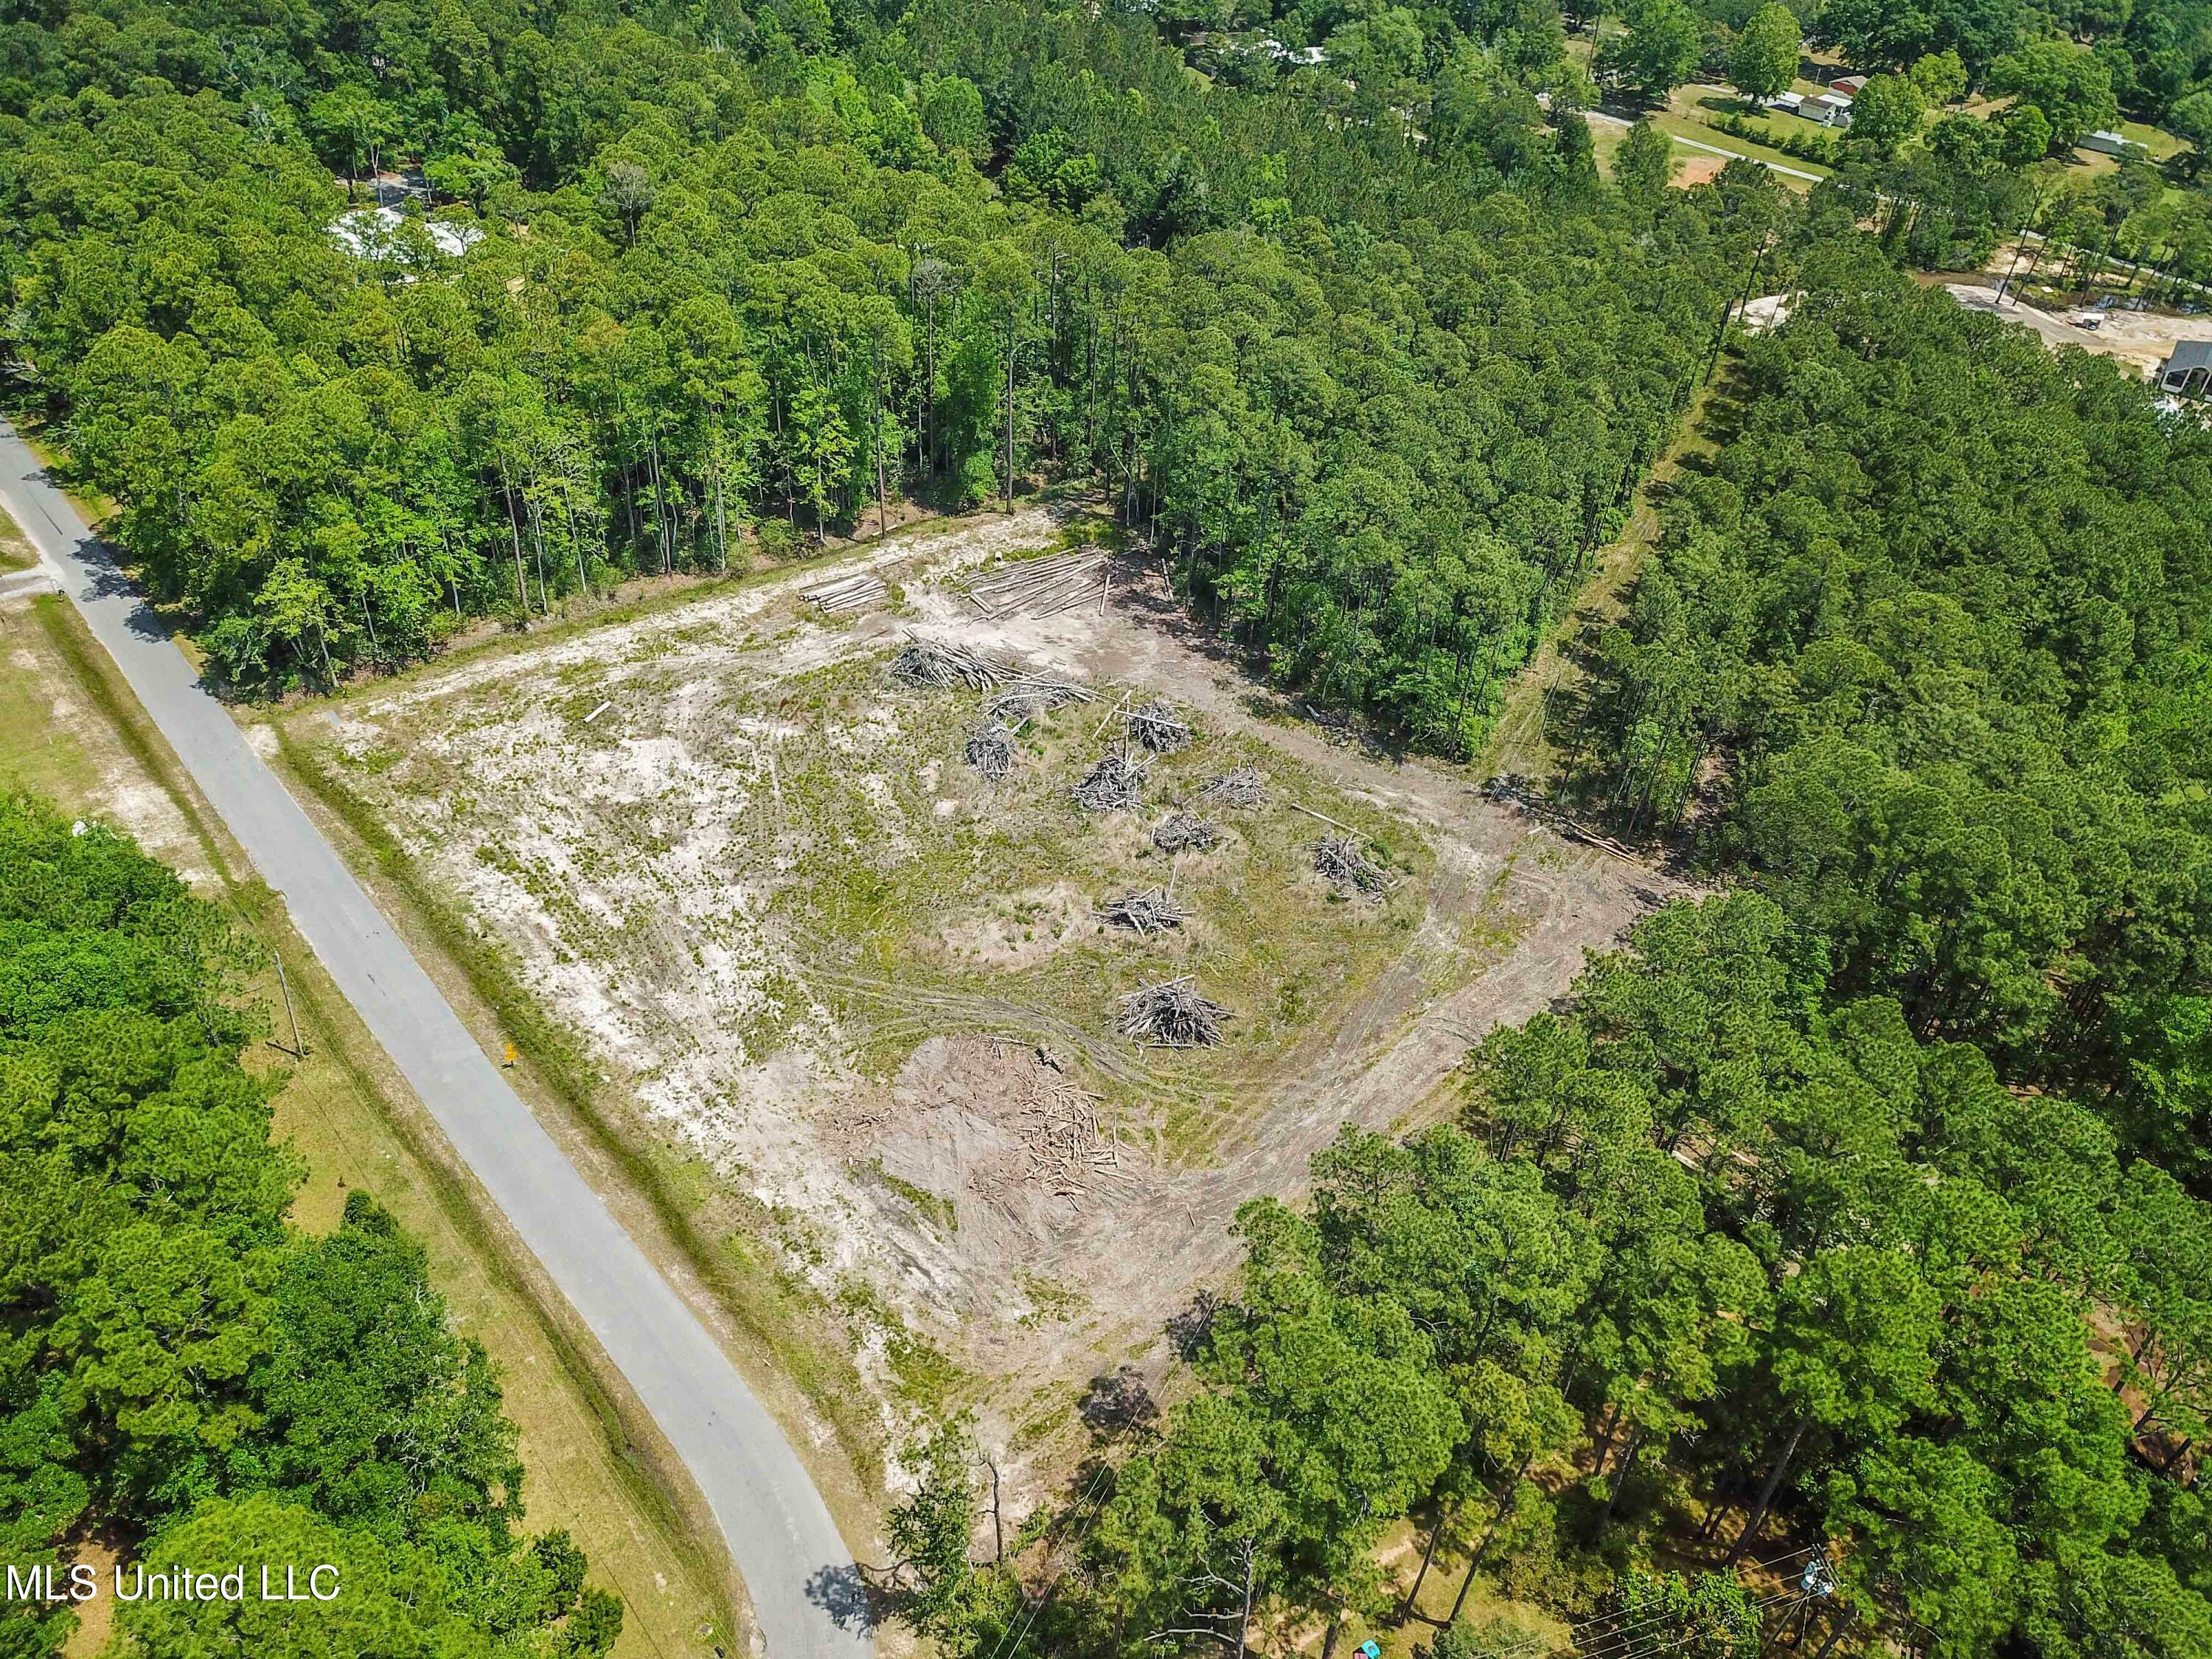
[{"left": 280, "top": 505, "right": 1672, "bottom": 1476}]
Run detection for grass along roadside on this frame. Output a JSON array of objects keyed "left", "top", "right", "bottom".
[
  {"left": 264, "top": 717, "right": 888, "bottom": 1526},
  {"left": 1650, "top": 99, "right": 1832, "bottom": 183},
  {"left": 0, "top": 502, "right": 32, "bottom": 569},
  {"left": 0, "top": 590, "right": 734, "bottom": 1659}
]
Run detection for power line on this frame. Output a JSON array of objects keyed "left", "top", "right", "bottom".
[
  {"left": 1472, "top": 1590, "right": 1804, "bottom": 1659},
  {"left": 1469, "top": 1540, "right": 1832, "bottom": 1659},
  {"left": 1557, "top": 1551, "right": 1822, "bottom": 1658},
  {"left": 978, "top": 1461, "right": 1115, "bottom": 1659},
  {"left": 1455, "top": 1542, "right": 1832, "bottom": 1659},
  {"left": 1572, "top": 1592, "right": 1803, "bottom": 1659}
]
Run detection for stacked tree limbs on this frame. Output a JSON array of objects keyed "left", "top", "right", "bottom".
[
  {"left": 889, "top": 633, "right": 1012, "bottom": 690},
  {"left": 1119, "top": 978, "right": 1229, "bottom": 1048}
]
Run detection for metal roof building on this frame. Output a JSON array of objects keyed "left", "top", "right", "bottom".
[{"left": 2158, "top": 341, "right": 2212, "bottom": 396}]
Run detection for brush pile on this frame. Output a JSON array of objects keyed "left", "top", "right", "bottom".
[
  {"left": 1126, "top": 700, "right": 1193, "bottom": 754},
  {"left": 1017, "top": 1068, "right": 1120, "bottom": 1196},
  {"left": 964, "top": 548, "right": 1110, "bottom": 619},
  {"left": 1098, "top": 888, "right": 1188, "bottom": 936},
  {"left": 964, "top": 721, "right": 1019, "bottom": 780},
  {"left": 1118, "top": 978, "right": 1228, "bottom": 1048},
  {"left": 987, "top": 675, "right": 1093, "bottom": 721},
  {"left": 1314, "top": 832, "right": 1389, "bottom": 897},
  {"left": 1073, "top": 748, "right": 1148, "bottom": 811},
  {"left": 801, "top": 571, "right": 886, "bottom": 615},
  {"left": 1200, "top": 765, "right": 1268, "bottom": 809},
  {"left": 1152, "top": 811, "right": 1220, "bottom": 854},
  {"left": 888, "top": 633, "right": 1012, "bottom": 690}
]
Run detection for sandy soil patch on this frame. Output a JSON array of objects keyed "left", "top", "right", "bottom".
[{"left": 1672, "top": 153, "right": 1727, "bottom": 189}]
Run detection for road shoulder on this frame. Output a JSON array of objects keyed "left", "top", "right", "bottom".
[{"left": 0, "top": 582, "right": 735, "bottom": 1659}]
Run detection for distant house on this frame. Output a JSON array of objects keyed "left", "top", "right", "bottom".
[
  {"left": 2079, "top": 129, "right": 2140, "bottom": 158},
  {"left": 1801, "top": 93, "right": 1854, "bottom": 127},
  {"left": 1829, "top": 74, "right": 1866, "bottom": 98},
  {"left": 330, "top": 204, "right": 484, "bottom": 261},
  {"left": 2157, "top": 340, "right": 2212, "bottom": 396}
]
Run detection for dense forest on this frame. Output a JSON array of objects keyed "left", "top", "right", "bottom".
[
  {"left": 7, "top": 0, "right": 2212, "bottom": 737},
  {"left": 0, "top": 793, "right": 622, "bottom": 1658},
  {"left": 0, "top": 0, "right": 1756, "bottom": 753},
  {"left": 4, "top": 0, "right": 2212, "bottom": 1657},
  {"left": 1580, "top": 232, "right": 2212, "bottom": 1183}
]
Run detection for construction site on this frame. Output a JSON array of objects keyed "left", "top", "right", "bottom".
[{"left": 276, "top": 502, "right": 1671, "bottom": 1486}]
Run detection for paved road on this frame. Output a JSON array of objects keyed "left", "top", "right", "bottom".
[
  {"left": 0, "top": 420, "right": 872, "bottom": 1659},
  {"left": 1581, "top": 105, "right": 1827, "bottom": 184}
]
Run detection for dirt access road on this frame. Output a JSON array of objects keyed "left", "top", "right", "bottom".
[
  {"left": 1941, "top": 274, "right": 2208, "bottom": 380},
  {"left": 0, "top": 420, "right": 871, "bottom": 1659}
]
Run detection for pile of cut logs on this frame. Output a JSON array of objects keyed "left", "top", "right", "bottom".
[
  {"left": 964, "top": 548, "right": 1110, "bottom": 619},
  {"left": 801, "top": 571, "right": 887, "bottom": 615},
  {"left": 889, "top": 633, "right": 1013, "bottom": 689}
]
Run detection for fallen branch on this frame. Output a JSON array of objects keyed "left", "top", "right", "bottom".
[
  {"left": 964, "top": 721, "right": 1019, "bottom": 780},
  {"left": 1098, "top": 888, "right": 1189, "bottom": 936},
  {"left": 988, "top": 675, "right": 1094, "bottom": 720},
  {"left": 1313, "top": 832, "right": 1388, "bottom": 897},
  {"left": 1127, "top": 700, "right": 1193, "bottom": 754},
  {"left": 889, "top": 633, "right": 1013, "bottom": 690},
  {"left": 803, "top": 571, "right": 888, "bottom": 614},
  {"left": 1287, "top": 800, "right": 1360, "bottom": 835},
  {"left": 1152, "top": 811, "right": 1220, "bottom": 854},
  {"left": 1074, "top": 747, "right": 1148, "bottom": 812}
]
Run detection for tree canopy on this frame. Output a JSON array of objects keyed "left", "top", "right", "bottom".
[
  {"left": 0, "top": 0, "right": 1756, "bottom": 762},
  {"left": 0, "top": 794, "right": 619, "bottom": 1659},
  {"left": 1577, "top": 230, "right": 2212, "bottom": 1195},
  {"left": 884, "top": 891, "right": 2212, "bottom": 1659}
]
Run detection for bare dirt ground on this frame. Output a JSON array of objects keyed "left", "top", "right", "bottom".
[
  {"left": 286, "top": 504, "right": 1677, "bottom": 1502},
  {"left": 1940, "top": 269, "right": 2210, "bottom": 379}
]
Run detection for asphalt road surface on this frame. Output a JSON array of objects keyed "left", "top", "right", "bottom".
[{"left": 0, "top": 420, "right": 872, "bottom": 1659}]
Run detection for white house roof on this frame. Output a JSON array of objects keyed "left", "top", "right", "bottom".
[{"left": 330, "top": 204, "right": 484, "bottom": 260}]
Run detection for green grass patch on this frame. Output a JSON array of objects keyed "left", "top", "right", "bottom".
[
  {"left": 1653, "top": 100, "right": 1832, "bottom": 181},
  {"left": 0, "top": 504, "right": 34, "bottom": 570}
]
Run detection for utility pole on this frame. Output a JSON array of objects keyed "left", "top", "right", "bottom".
[
  {"left": 1771, "top": 1554, "right": 1839, "bottom": 1656},
  {"left": 1806, "top": 1609, "right": 1855, "bottom": 1659},
  {"left": 1706, "top": 236, "right": 1769, "bottom": 386},
  {"left": 270, "top": 952, "right": 306, "bottom": 1059}
]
